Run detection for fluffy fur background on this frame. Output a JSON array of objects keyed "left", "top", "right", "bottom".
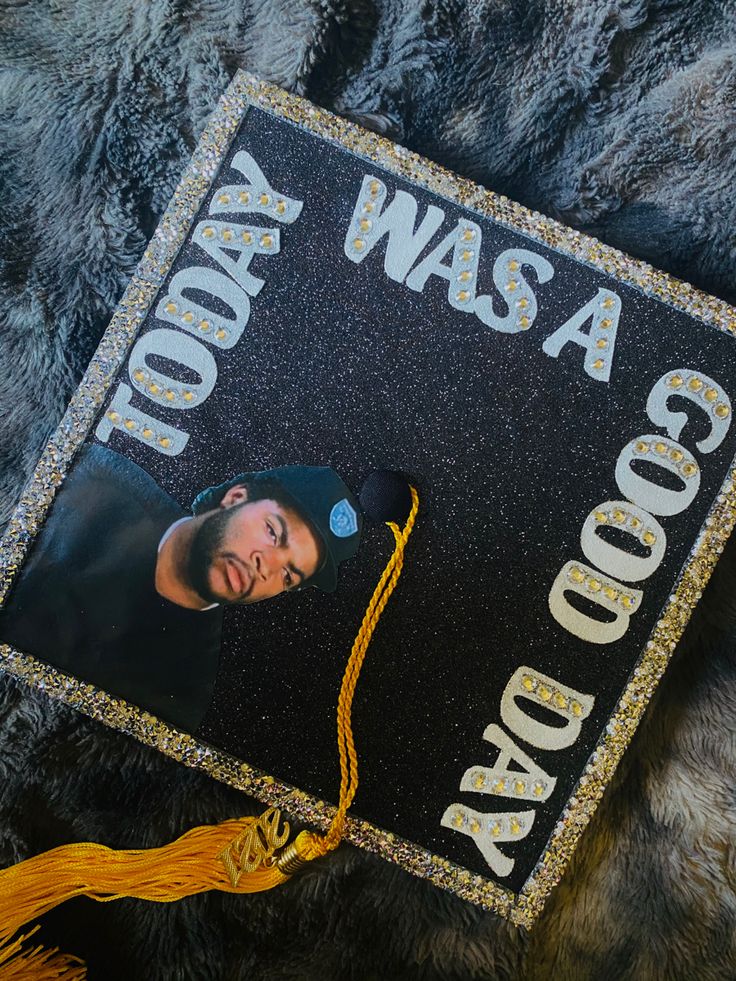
[{"left": 2, "top": 1, "right": 736, "bottom": 977}]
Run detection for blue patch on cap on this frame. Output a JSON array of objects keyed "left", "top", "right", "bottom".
[{"left": 329, "top": 498, "right": 358, "bottom": 538}]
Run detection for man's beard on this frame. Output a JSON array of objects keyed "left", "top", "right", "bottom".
[{"left": 187, "top": 506, "right": 240, "bottom": 605}]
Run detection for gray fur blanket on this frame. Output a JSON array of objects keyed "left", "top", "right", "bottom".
[{"left": 2, "top": 1, "right": 736, "bottom": 977}]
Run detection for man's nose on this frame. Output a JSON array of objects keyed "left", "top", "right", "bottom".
[{"left": 253, "top": 549, "right": 280, "bottom": 582}]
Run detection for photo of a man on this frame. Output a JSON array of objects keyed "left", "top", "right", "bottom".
[{"left": 0, "top": 442, "right": 362, "bottom": 733}]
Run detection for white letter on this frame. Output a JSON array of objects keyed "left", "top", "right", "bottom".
[
  {"left": 646, "top": 368, "right": 732, "bottom": 454},
  {"left": 474, "top": 249, "right": 554, "bottom": 334},
  {"left": 192, "top": 220, "right": 280, "bottom": 297},
  {"left": 156, "top": 267, "right": 251, "bottom": 349},
  {"left": 581, "top": 500, "right": 666, "bottom": 583},
  {"left": 548, "top": 561, "right": 642, "bottom": 645},
  {"left": 210, "top": 150, "right": 303, "bottom": 224},
  {"left": 441, "top": 804, "right": 535, "bottom": 877},
  {"left": 500, "top": 666, "right": 595, "bottom": 751},
  {"left": 615, "top": 435, "right": 700, "bottom": 516},
  {"left": 405, "top": 220, "right": 482, "bottom": 312},
  {"left": 127, "top": 328, "right": 217, "bottom": 412},
  {"left": 344, "top": 176, "right": 445, "bottom": 282},
  {"left": 95, "top": 383, "right": 189, "bottom": 456},
  {"left": 542, "top": 288, "right": 620, "bottom": 382},
  {"left": 460, "top": 724, "right": 557, "bottom": 803}
]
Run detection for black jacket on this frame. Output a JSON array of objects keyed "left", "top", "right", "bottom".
[{"left": 0, "top": 442, "right": 223, "bottom": 733}]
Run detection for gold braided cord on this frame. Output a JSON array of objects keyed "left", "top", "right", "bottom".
[{"left": 310, "top": 486, "right": 419, "bottom": 856}]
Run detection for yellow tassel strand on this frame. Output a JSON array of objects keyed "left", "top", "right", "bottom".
[
  {"left": 0, "top": 488, "right": 419, "bottom": 976},
  {"left": 0, "top": 926, "right": 85, "bottom": 980}
]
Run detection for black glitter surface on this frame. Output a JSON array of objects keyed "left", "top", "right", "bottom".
[{"left": 66, "top": 105, "right": 736, "bottom": 893}]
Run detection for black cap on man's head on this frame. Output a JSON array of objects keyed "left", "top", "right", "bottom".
[{"left": 191, "top": 465, "right": 363, "bottom": 592}]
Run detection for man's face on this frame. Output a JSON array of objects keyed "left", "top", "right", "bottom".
[{"left": 187, "top": 490, "right": 322, "bottom": 606}]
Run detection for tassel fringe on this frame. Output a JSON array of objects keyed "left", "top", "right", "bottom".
[{"left": 0, "top": 926, "right": 86, "bottom": 980}]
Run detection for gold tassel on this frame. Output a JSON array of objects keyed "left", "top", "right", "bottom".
[
  {"left": 0, "top": 926, "right": 85, "bottom": 979},
  {"left": 0, "top": 488, "right": 419, "bottom": 976}
]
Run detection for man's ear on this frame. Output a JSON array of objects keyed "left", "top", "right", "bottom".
[{"left": 219, "top": 484, "right": 249, "bottom": 508}]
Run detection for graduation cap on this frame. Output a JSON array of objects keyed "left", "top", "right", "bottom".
[{"left": 1, "top": 71, "right": 736, "bottom": 972}]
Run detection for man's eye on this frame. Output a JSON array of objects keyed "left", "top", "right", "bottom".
[
  {"left": 283, "top": 569, "right": 293, "bottom": 589},
  {"left": 266, "top": 521, "right": 277, "bottom": 543}
]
